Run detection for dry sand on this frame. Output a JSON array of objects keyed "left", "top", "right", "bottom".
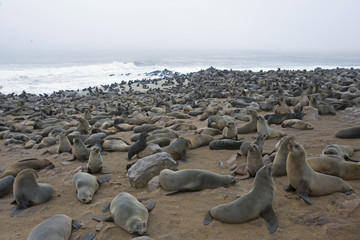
[{"left": 0, "top": 107, "right": 360, "bottom": 240}]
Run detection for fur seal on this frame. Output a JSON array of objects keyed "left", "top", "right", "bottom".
[
  {"left": 94, "top": 192, "right": 154, "bottom": 235},
  {"left": 265, "top": 112, "right": 304, "bottom": 125},
  {"left": 0, "top": 175, "right": 14, "bottom": 197},
  {"left": 237, "top": 109, "right": 258, "bottom": 134},
  {"left": 159, "top": 169, "right": 239, "bottom": 194},
  {"left": 72, "top": 138, "right": 91, "bottom": 161},
  {"left": 322, "top": 144, "right": 359, "bottom": 161},
  {"left": 203, "top": 165, "right": 278, "bottom": 234},
  {"left": 195, "top": 127, "right": 222, "bottom": 136},
  {"left": 233, "top": 143, "right": 263, "bottom": 179},
  {"left": 184, "top": 133, "right": 214, "bottom": 149},
  {"left": 102, "top": 137, "right": 131, "bottom": 152},
  {"left": 27, "top": 214, "right": 82, "bottom": 240},
  {"left": 72, "top": 172, "right": 110, "bottom": 203},
  {"left": 87, "top": 148, "right": 103, "bottom": 173},
  {"left": 307, "top": 156, "right": 360, "bottom": 180},
  {"left": 0, "top": 158, "right": 54, "bottom": 178},
  {"left": 133, "top": 124, "right": 159, "bottom": 133},
  {"left": 309, "top": 96, "right": 335, "bottom": 115},
  {"left": 128, "top": 132, "right": 148, "bottom": 160},
  {"left": 239, "top": 134, "right": 266, "bottom": 156},
  {"left": 148, "top": 137, "right": 171, "bottom": 147},
  {"left": 12, "top": 169, "right": 54, "bottom": 216},
  {"left": 76, "top": 117, "right": 90, "bottom": 134},
  {"left": 335, "top": 126, "right": 360, "bottom": 139},
  {"left": 222, "top": 122, "right": 238, "bottom": 140},
  {"left": 209, "top": 139, "right": 244, "bottom": 150},
  {"left": 207, "top": 115, "right": 227, "bottom": 131},
  {"left": 285, "top": 140, "right": 353, "bottom": 204},
  {"left": 163, "top": 137, "right": 191, "bottom": 162},
  {"left": 281, "top": 119, "right": 313, "bottom": 130},
  {"left": 272, "top": 135, "right": 295, "bottom": 176},
  {"left": 256, "top": 115, "right": 286, "bottom": 139},
  {"left": 57, "top": 132, "right": 72, "bottom": 154}
]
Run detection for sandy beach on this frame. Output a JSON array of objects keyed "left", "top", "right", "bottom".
[{"left": 1, "top": 67, "right": 360, "bottom": 240}]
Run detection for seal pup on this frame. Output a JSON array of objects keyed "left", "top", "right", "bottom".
[
  {"left": 239, "top": 134, "right": 266, "bottom": 156},
  {"left": 0, "top": 175, "right": 14, "bottom": 197},
  {"left": 203, "top": 165, "right": 278, "bottom": 234},
  {"left": 159, "top": 169, "right": 239, "bottom": 195},
  {"left": 209, "top": 139, "right": 244, "bottom": 150},
  {"left": 285, "top": 140, "right": 353, "bottom": 205},
  {"left": 335, "top": 126, "right": 360, "bottom": 139},
  {"left": 222, "top": 122, "right": 238, "bottom": 140},
  {"left": 281, "top": 119, "right": 313, "bottom": 130},
  {"left": 0, "top": 158, "right": 54, "bottom": 178},
  {"left": 256, "top": 115, "right": 286, "bottom": 139},
  {"left": 128, "top": 132, "right": 148, "bottom": 160},
  {"left": 72, "top": 172, "right": 110, "bottom": 203},
  {"left": 272, "top": 135, "right": 295, "bottom": 177},
  {"left": 12, "top": 169, "right": 54, "bottom": 216},
  {"left": 163, "top": 137, "right": 191, "bottom": 162},
  {"left": 57, "top": 132, "right": 72, "bottom": 154},
  {"left": 307, "top": 156, "right": 360, "bottom": 180},
  {"left": 93, "top": 192, "right": 155, "bottom": 235},
  {"left": 72, "top": 138, "right": 91, "bottom": 161},
  {"left": 27, "top": 214, "right": 83, "bottom": 240},
  {"left": 237, "top": 109, "right": 258, "bottom": 134},
  {"left": 87, "top": 147, "right": 103, "bottom": 173},
  {"left": 232, "top": 144, "right": 263, "bottom": 179},
  {"left": 322, "top": 144, "right": 360, "bottom": 162}
]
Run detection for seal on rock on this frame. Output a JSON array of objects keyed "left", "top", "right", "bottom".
[
  {"left": 159, "top": 169, "right": 239, "bottom": 194},
  {"left": 285, "top": 140, "right": 353, "bottom": 204},
  {"left": 12, "top": 169, "right": 54, "bottom": 216},
  {"left": 72, "top": 172, "right": 110, "bottom": 203},
  {"left": 203, "top": 165, "right": 278, "bottom": 234}
]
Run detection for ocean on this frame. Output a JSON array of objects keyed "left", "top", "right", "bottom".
[{"left": 0, "top": 49, "right": 359, "bottom": 95}]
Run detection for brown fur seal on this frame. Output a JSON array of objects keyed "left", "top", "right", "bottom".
[
  {"left": 265, "top": 112, "right": 304, "bottom": 125},
  {"left": 222, "top": 122, "right": 238, "bottom": 140},
  {"left": 0, "top": 175, "right": 14, "bottom": 197},
  {"left": 27, "top": 214, "right": 82, "bottom": 240},
  {"left": 272, "top": 135, "right": 295, "bottom": 176},
  {"left": 307, "top": 156, "right": 360, "bottom": 180},
  {"left": 12, "top": 169, "right": 54, "bottom": 216},
  {"left": 148, "top": 137, "right": 171, "bottom": 147},
  {"left": 76, "top": 117, "right": 90, "bottom": 134},
  {"left": 208, "top": 115, "right": 227, "bottom": 131},
  {"left": 128, "top": 132, "right": 148, "bottom": 160},
  {"left": 237, "top": 109, "right": 258, "bottom": 134},
  {"left": 102, "top": 137, "right": 131, "bottom": 152},
  {"left": 163, "top": 137, "right": 191, "bottom": 162},
  {"left": 322, "top": 144, "right": 359, "bottom": 162},
  {"left": 335, "top": 126, "right": 360, "bottom": 139},
  {"left": 87, "top": 147, "right": 103, "bottom": 173},
  {"left": 72, "top": 138, "right": 90, "bottom": 161},
  {"left": 72, "top": 172, "right": 110, "bottom": 203},
  {"left": 195, "top": 127, "right": 222, "bottom": 136},
  {"left": 184, "top": 133, "right": 214, "bottom": 149},
  {"left": 171, "top": 123, "right": 197, "bottom": 131},
  {"left": 203, "top": 165, "right": 278, "bottom": 234},
  {"left": 281, "top": 119, "right": 313, "bottom": 130},
  {"left": 256, "top": 115, "right": 286, "bottom": 139},
  {"left": 239, "top": 134, "right": 266, "bottom": 156},
  {"left": 93, "top": 192, "right": 154, "bottom": 235},
  {"left": 309, "top": 96, "right": 335, "bottom": 115},
  {"left": 285, "top": 140, "right": 353, "bottom": 204},
  {"left": 0, "top": 158, "right": 54, "bottom": 178},
  {"left": 233, "top": 144, "right": 263, "bottom": 179},
  {"left": 57, "top": 132, "right": 72, "bottom": 154},
  {"left": 159, "top": 169, "right": 239, "bottom": 194},
  {"left": 133, "top": 124, "right": 159, "bottom": 133},
  {"left": 209, "top": 139, "right": 244, "bottom": 150}
]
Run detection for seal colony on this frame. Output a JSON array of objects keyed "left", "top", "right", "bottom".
[{"left": 0, "top": 67, "right": 360, "bottom": 239}]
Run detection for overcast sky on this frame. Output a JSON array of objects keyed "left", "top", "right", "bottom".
[{"left": 1, "top": 0, "right": 360, "bottom": 53}]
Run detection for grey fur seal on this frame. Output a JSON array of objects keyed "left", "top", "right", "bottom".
[
  {"left": 256, "top": 115, "right": 286, "bottom": 139},
  {"left": 87, "top": 148, "right": 103, "bottom": 173},
  {"left": 335, "top": 126, "right": 360, "bottom": 139},
  {"left": 322, "top": 144, "right": 359, "bottom": 162},
  {"left": 209, "top": 139, "right": 244, "bottom": 150},
  {"left": 265, "top": 112, "right": 304, "bottom": 125},
  {"left": 307, "top": 156, "right": 360, "bottom": 180},
  {"left": 281, "top": 119, "right": 313, "bottom": 130},
  {"left": 195, "top": 127, "right": 222, "bottom": 136},
  {"left": 309, "top": 96, "right": 336, "bottom": 115},
  {"left": 12, "top": 169, "right": 54, "bottom": 216},
  {"left": 203, "top": 165, "right": 278, "bottom": 234},
  {"left": 102, "top": 137, "right": 131, "bottom": 152},
  {"left": 0, "top": 175, "right": 14, "bottom": 197},
  {"left": 163, "top": 137, "right": 191, "bottom": 162},
  {"left": 184, "top": 133, "right": 214, "bottom": 149},
  {"left": 76, "top": 117, "right": 90, "bottom": 134},
  {"left": 72, "top": 172, "right": 110, "bottom": 203},
  {"left": 285, "top": 140, "right": 353, "bottom": 205},
  {"left": 128, "top": 132, "right": 148, "bottom": 160},
  {"left": 27, "top": 214, "right": 82, "bottom": 240},
  {"left": 93, "top": 192, "right": 155, "bottom": 235},
  {"left": 222, "top": 122, "right": 238, "bottom": 140},
  {"left": 237, "top": 109, "right": 258, "bottom": 134},
  {"left": 72, "top": 138, "right": 91, "bottom": 161},
  {"left": 133, "top": 124, "right": 159, "bottom": 133},
  {"left": 159, "top": 169, "right": 239, "bottom": 195},
  {"left": 57, "top": 132, "right": 72, "bottom": 154},
  {"left": 272, "top": 135, "right": 295, "bottom": 176},
  {"left": 0, "top": 158, "right": 54, "bottom": 178},
  {"left": 239, "top": 134, "right": 266, "bottom": 156},
  {"left": 207, "top": 115, "right": 227, "bottom": 131},
  {"left": 233, "top": 143, "right": 263, "bottom": 179}
]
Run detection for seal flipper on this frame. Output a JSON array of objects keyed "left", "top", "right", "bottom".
[
  {"left": 102, "top": 203, "right": 111, "bottom": 213},
  {"left": 10, "top": 202, "right": 31, "bottom": 217},
  {"left": 260, "top": 205, "right": 278, "bottom": 234},
  {"left": 297, "top": 180, "right": 312, "bottom": 205},
  {"left": 17, "top": 158, "right": 38, "bottom": 163},
  {"left": 92, "top": 215, "right": 113, "bottom": 222},
  {"left": 203, "top": 211, "right": 213, "bottom": 225},
  {"left": 46, "top": 163, "right": 55, "bottom": 170},
  {"left": 239, "top": 169, "right": 251, "bottom": 180},
  {"left": 72, "top": 219, "right": 82, "bottom": 229},
  {"left": 180, "top": 148, "right": 187, "bottom": 163},
  {"left": 97, "top": 176, "right": 111, "bottom": 184},
  {"left": 284, "top": 184, "right": 296, "bottom": 192},
  {"left": 144, "top": 201, "right": 156, "bottom": 212},
  {"left": 344, "top": 155, "right": 360, "bottom": 162}
]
